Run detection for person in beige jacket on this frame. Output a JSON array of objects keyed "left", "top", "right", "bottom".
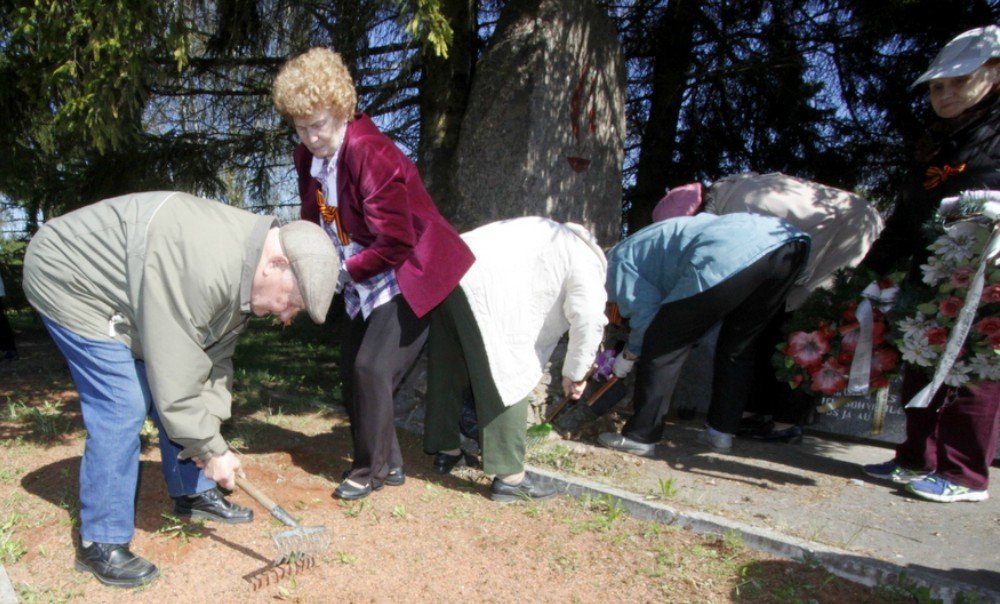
[
  {"left": 23, "top": 191, "right": 338, "bottom": 588},
  {"left": 702, "top": 172, "right": 884, "bottom": 441}
]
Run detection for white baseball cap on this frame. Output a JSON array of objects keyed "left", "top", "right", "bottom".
[{"left": 912, "top": 25, "right": 1000, "bottom": 87}]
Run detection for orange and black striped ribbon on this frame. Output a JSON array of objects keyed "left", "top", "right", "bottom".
[
  {"left": 316, "top": 190, "right": 350, "bottom": 245},
  {"left": 923, "top": 162, "right": 967, "bottom": 190}
]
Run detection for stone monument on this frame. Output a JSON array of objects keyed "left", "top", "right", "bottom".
[{"left": 450, "top": 0, "right": 626, "bottom": 246}]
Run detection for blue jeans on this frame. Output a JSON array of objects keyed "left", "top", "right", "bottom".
[{"left": 42, "top": 317, "right": 215, "bottom": 544}]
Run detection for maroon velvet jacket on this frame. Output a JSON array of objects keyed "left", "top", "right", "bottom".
[{"left": 294, "top": 113, "right": 474, "bottom": 318}]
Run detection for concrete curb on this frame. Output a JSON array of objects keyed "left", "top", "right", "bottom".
[
  {"left": 525, "top": 465, "right": 1000, "bottom": 604},
  {"left": 0, "top": 564, "right": 16, "bottom": 604}
]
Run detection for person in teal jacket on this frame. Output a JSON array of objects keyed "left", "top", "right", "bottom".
[{"left": 599, "top": 213, "right": 810, "bottom": 455}]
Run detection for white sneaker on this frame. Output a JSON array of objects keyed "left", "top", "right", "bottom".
[
  {"left": 598, "top": 432, "right": 656, "bottom": 457},
  {"left": 697, "top": 428, "right": 733, "bottom": 452}
]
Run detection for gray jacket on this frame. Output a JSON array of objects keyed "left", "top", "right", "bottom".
[{"left": 24, "top": 192, "right": 275, "bottom": 459}]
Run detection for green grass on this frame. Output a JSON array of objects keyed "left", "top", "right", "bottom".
[
  {"left": 155, "top": 514, "right": 207, "bottom": 544},
  {"left": 0, "top": 512, "right": 27, "bottom": 564}
]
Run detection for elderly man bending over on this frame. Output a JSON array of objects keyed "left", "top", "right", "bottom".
[{"left": 23, "top": 191, "right": 338, "bottom": 588}]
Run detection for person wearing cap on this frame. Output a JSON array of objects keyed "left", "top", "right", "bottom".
[
  {"left": 272, "top": 48, "right": 474, "bottom": 501},
  {"left": 859, "top": 25, "right": 1000, "bottom": 503},
  {"left": 22, "top": 191, "right": 339, "bottom": 587},
  {"left": 598, "top": 213, "right": 810, "bottom": 456},
  {"left": 423, "top": 217, "right": 607, "bottom": 501}
]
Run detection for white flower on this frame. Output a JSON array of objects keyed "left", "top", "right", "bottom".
[
  {"left": 898, "top": 315, "right": 929, "bottom": 340},
  {"left": 967, "top": 353, "right": 1000, "bottom": 381},
  {"left": 899, "top": 332, "right": 937, "bottom": 367},
  {"left": 944, "top": 361, "right": 973, "bottom": 387},
  {"left": 920, "top": 257, "right": 951, "bottom": 286},
  {"left": 933, "top": 222, "right": 987, "bottom": 265}
]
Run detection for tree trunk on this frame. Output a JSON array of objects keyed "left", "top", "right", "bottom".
[
  {"left": 627, "top": 0, "right": 698, "bottom": 234},
  {"left": 417, "top": 0, "right": 477, "bottom": 222}
]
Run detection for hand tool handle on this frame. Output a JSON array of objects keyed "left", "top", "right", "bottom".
[
  {"left": 584, "top": 375, "right": 618, "bottom": 407},
  {"left": 236, "top": 476, "right": 300, "bottom": 528}
]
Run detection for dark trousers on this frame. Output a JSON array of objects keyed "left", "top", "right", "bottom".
[
  {"left": 895, "top": 368, "right": 1000, "bottom": 491},
  {"left": 623, "top": 241, "right": 807, "bottom": 443},
  {"left": 744, "top": 310, "right": 813, "bottom": 425},
  {"left": 341, "top": 295, "right": 428, "bottom": 487},
  {"left": 423, "top": 288, "right": 528, "bottom": 476},
  {"left": 0, "top": 297, "right": 15, "bottom": 353}
]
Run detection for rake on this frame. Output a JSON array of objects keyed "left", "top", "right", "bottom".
[{"left": 236, "top": 476, "right": 330, "bottom": 565}]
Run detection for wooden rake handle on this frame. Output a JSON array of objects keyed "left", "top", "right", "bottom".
[{"left": 236, "top": 476, "right": 300, "bottom": 528}]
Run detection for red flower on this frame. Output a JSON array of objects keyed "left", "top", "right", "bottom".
[
  {"left": 839, "top": 323, "right": 860, "bottom": 352},
  {"left": 983, "top": 284, "right": 1000, "bottom": 304},
  {"left": 789, "top": 374, "right": 804, "bottom": 388},
  {"left": 837, "top": 351, "right": 854, "bottom": 365},
  {"left": 924, "top": 327, "right": 949, "bottom": 346},
  {"left": 787, "top": 330, "right": 830, "bottom": 368},
  {"left": 938, "top": 297, "right": 964, "bottom": 318},
  {"left": 809, "top": 358, "right": 848, "bottom": 395},
  {"left": 950, "top": 267, "right": 974, "bottom": 289},
  {"left": 871, "top": 374, "right": 891, "bottom": 389},
  {"left": 877, "top": 278, "right": 895, "bottom": 290},
  {"left": 975, "top": 317, "right": 1000, "bottom": 336},
  {"left": 871, "top": 347, "right": 899, "bottom": 373},
  {"left": 989, "top": 332, "right": 1000, "bottom": 349},
  {"left": 842, "top": 303, "right": 857, "bottom": 323}
]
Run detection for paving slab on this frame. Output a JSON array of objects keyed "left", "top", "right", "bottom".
[{"left": 519, "top": 419, "right": 1000, "bottom": 602}]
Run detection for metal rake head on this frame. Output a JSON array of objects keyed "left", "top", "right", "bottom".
[{"left": 271, "top": 525, "right": 330, "bottom": 564}]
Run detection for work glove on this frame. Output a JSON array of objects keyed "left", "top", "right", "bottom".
[{"left": 612, "top": 351, "right": 636, "bottom": 378}]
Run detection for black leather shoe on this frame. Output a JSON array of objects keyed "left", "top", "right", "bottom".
[
  {"left": 75, "top": 542, "right": 159, "bottom": 588},
  {"left": 750, "top": 424, "right": 804, "bottom": 443},
  {"left": 433, "top": 451, "right": 465, "bottom": 474},
  {"left": 385, "top": 467, "right": 405, "bottom": 486},
  {"left": 341, "top": 467, "right": 404, "bottom": 486},
  {"left": 490, "top": 474, "right": 558, "bottom": 503},
  {"left": 334, "top": 480, "right": 373, "bottom": 501},
  {"left": 736, "top": 414, "right": 772, "bottom": 437},
  {"left": 173, "top": 487, "right": 253, "bottom": 524}
]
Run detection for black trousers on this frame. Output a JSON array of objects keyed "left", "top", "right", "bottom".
[
  {"left": 743, "top": 310, "right": 813, "bottom": 425},
  {"left": 0, "top": 297, "right": 15, "bottom": 353},
  {"left": 623, "top": 241, "right": 807, "bottom": 443},
  {"left": 341, "top": 295, "right": 428, "bottom": 487}
]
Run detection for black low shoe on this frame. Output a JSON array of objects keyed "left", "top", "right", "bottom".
[
  {"left": 173, "top": 487, "right": 254, "bottom": 524},
  {"left": 490, "top": 475, "right": 558, "bottom": 503},
  {"left": 750, "top": 424, "right": 804, "bottom": 443},
  {"left": 75, "top": 542, "right": 159, "bottom": 588},
  {"left": 433, "top": 451, "right": 465, "bottom": 475},
  {"left": 334, "top": 480, "right": 373, "bottom": 501}
]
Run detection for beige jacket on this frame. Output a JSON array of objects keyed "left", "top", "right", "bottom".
[
  {"left": 704, "top": 172, "right": 884, "bottom": 310},
  {"left": 23, "top": 192, "right": 275, "bottom": 459}
]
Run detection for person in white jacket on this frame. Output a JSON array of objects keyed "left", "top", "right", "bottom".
[{"left": 423, "top": 217, "right": 608, "bottom": 502}]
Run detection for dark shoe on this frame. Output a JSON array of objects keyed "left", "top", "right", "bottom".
[
  {"left": 736, "top": 414, "right": 772, "bottom": 437},
  {"left": 433, "top": 451, "right": 465, "bottom": 475},
  {"left": 750, "top": 424, "right": 804, "bottom": 443},
  {"left": 385, "top": 467, "right": 405, "bottom": 487},
  {"left": 334, "top": 479, "right": 373, "bottom": 501},
  {"left": 75, "top": 542, "right": 159, "bottom": 588},
  {"left": 341, "top": 467, "right": 404, "bottom": 486},
  {"left": 173, "top": 487, "right": 253, "bottom": 524},
  {"left": 490, "top": 474, "right": 558, "bottom": 503}
]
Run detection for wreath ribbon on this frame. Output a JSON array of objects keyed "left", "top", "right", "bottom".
[
  {"left": 923, "top": 163, "right": 966, "bottom": 190},
  {"left": 845, "top": 281, "right": 898, "bottom": 395}
]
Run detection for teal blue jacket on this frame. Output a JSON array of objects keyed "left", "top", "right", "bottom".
[{"left": 607, "top": 213, "right": 810, "bottom": 355}]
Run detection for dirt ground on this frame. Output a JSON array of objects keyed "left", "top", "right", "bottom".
[{"left": 0, "top": 322, "right": 899, "bottom": 602}]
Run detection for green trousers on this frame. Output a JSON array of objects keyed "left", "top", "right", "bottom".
[{"left": 423, "top": 288, "right": 528, "bottom": 476}]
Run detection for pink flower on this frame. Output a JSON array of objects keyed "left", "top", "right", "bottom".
[
  {"left": 871, "top": 347, "right": 899, "bottom": 373},
  {"left": 982, "top": 284, "right": 1000, "bottom": 304},
  {"left": 787, "top": 330, "right": 829, "bottom": 368},
  {"left": 809, "top": 358, "right": 848, "bottom": 395},
  {"left": 950, "top": 267, "right": 974, "bottom": 289},
  {"left": 974, "top": 317, "right": 1000, "bottom": 336},
  {"left": 924, "top": 327, "right": 949, "bottom": 346},
  {"left": 839, "top": 323, "right": 859, "bottom": 352},
  {"left": 938, "top": 297, "right": 964, "bottom": 318}
]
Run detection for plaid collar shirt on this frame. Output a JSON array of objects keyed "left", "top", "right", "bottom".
[{"left": 312, "top": 154, "right": 401, "bottom": 320}]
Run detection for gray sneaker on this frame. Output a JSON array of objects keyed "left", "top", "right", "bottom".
[
  {"left": 598, "top": 432, "right": 656, "bottom": 456},
  {"left": 696, "top": 429, "right": 733, "bottom": 452}
]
